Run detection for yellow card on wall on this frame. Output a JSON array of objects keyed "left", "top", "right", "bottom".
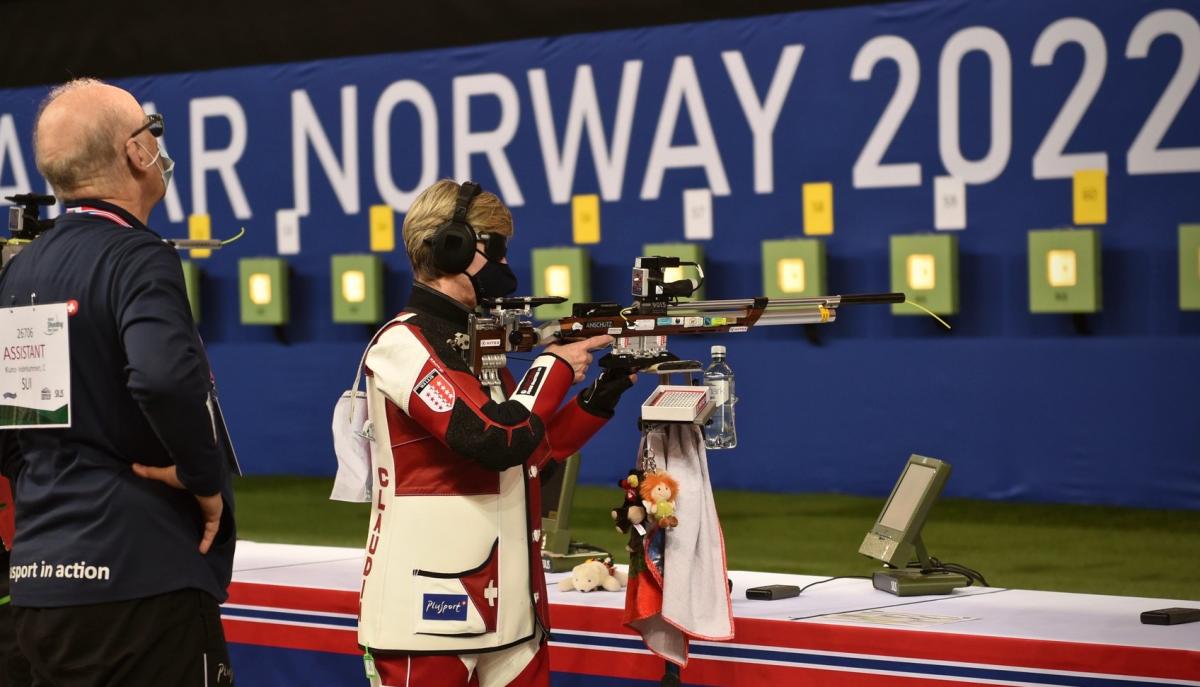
[
  {"left": 572, "top": 194, "right": 600, "bottom": 244},
  {"left": 187, "top": 214, "right": 212, "bottom": 259},
  {"left": 1073, "top": 169, "right": 1106, "bottom": 225},
  {"left": 369, "top": 205, "right": 396, "bottom": 252},
  {"left": 803, "top": 182, "right": 833, "bottom": 236}
]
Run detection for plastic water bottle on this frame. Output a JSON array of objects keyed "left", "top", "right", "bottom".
[{"left": 704, "top": 345, "right": 737, "bottom": 449}]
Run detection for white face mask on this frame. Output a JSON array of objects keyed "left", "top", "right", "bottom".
[{"left": 136, "top": 140, "right": 174, "bottom": 190}]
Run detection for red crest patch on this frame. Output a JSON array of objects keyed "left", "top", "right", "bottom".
[{"left": 414, "top": 369, "right": 455, "bottom": 413}]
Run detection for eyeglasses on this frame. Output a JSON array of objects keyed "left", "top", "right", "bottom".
[
  {"left": 476, "top": 231, "right": 508, "bottom": 261},
  {"left": 130, "top": 113, "right": 164, "bottom": 139}
]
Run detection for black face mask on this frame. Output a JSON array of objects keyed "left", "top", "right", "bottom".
[{"left": 468, "top": 251, "right": 518, "bottom": 302}]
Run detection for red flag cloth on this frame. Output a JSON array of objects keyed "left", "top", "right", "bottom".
[
  {"left": 623, "top": 567, "right": 664, "bottom": 628},
  {"left": 0, "top": 477, "right": 14, "bottom": 551}
]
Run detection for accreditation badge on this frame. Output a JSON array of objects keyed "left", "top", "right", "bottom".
[{"left": 0, "top": 303, "right": 70, "bottom": 429}]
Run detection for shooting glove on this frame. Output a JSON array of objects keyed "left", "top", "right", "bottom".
[{"left": 578, "top": 370, "right": 635, "bottom": 417}]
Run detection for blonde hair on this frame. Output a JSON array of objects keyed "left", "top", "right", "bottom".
[{"left": 402, "top": 179, "right": 513, "bottom": 282}]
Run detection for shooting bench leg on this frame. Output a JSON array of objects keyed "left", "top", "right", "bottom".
[{"left": 660, "top": 661, "right": 681, "bottom": 687}]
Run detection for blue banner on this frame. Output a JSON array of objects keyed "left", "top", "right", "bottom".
[{"left": 2, "top": 0, "right": 1198, "bottom": 508}]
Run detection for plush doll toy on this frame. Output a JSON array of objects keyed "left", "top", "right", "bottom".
[
  {"left": 611, "top": 469, "right": 646, "bottom": 534},
  {"left": 620, "top": 470, "right": 642, "bottom": 501},
  {"left": 558, "top": 558, "right": 628, "bottom": 593},
  {"left": 640, "top": 470, "right": 679, "bottom": 529},
  {"left": 609, "top": 469, "right": 650, "bottom": 574}
]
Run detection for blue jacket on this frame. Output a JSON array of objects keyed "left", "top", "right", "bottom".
[{"left": 0, "top": 199, "right": 238, "bottom": 607}]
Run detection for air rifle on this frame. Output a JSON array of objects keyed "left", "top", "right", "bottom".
[
  {"left": 453, "top": 295, "right": 567, "bottom": 388},
  {"left": 3, "top": 193, "right": 240, "bottom": 267},
  {"left": 455, "top": 256, "right": 904, "bottom": 384}
]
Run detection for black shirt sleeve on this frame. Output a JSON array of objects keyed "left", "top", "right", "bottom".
[{"left": 115, "top": 240, "right": 223, "bottom": 496}]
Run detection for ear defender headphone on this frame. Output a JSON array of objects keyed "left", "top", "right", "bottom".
[{"left": 426, "top": 181, "right": 483, "bottom": 275}]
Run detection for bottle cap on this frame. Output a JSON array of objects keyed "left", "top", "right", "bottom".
[{"left": 711, "top": 345, "right": 726, "bottom": 356}]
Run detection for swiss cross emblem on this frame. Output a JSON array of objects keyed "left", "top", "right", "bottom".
[
  {"left": 414, "top": 368, "right": 455, "bottom": 413},
  {"left": 66, "top": 300, "right": 79, "bottom": 316}
]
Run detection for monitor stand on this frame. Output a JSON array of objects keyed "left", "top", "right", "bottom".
[{"left": 872, "top": 535, "right": 970, "bottom": 596}]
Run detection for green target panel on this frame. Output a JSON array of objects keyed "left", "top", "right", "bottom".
[
  {"left": 761, "top": 239, "right": 827, "bottom": 298},
  {"left": 331, "top": 254, "right": 384, "bottom": 324},
  {"left": 889, "top": 234, "right": 958, "bottom": 316},
  {"left": 239, "top": 257, "right": 290, "bottom": 325},
  {"left": 180, "top": 260, "right": 201, "bottom": 323},
  {"left": 532, "top": 247, "right": 591, "bottom": 320},
  {"left": 1180, "top": 225, "right": 1200, "bottom": 311},
  {"left": 1028, "top": 229, "right": 1101, "bottom": 314}
]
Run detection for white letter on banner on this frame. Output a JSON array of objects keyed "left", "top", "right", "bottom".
[
  {"left": 453, "top": 74, "right": 524, "bottom": 206},
  {"left": 292, "top": 87, "right": 360, "bottom": 216},
  {"left": 142, "top": 102, "right": 185, "bottom": 223},
  {"left": 722, "top": 45, "right": 804, "bottom": 195},
  {"left": 641, "top": 56, "right": 730, "bottom": 200},
  {"left": 1030, "top": 18, "right": 1107, "bottom": 179},
  {"left": 190, "top": 96, "right": 252, "bottom": 218},
  {"left": 938, "top": 27, "right": 1012, "bottom": 185},
  {"left": 851, "top": 36, "right": 922, "bottom": 188},
  {"left": 374, "top": 80, "right": 438, "bottom": 212},
  {"left": 0, "top": 114, "right": 32, "bottom": 200},
  {"left": 528, "top": 61, "right": 643, "bottom": 204},
  {"left": 1126, "top": 9, "right": 1200, "bottom": 175}
]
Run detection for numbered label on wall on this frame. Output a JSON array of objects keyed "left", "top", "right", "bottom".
[
  {"left": 934, "top": 176, "right": 966, "bottom": 230},
  {"left": 187, "top": 214, "right": 212, "bottom": 260},
  {"left": 369, "top": 205, "right": 396, "bottom": 253},
  {"left": 276, "top": 209, "right": 301, "bottom": 255},
  {"left": 683, "top": 189, "right": 713, "bottom": 240},
  {"left": 572, "top": 194, "right": 600, "bottom": 244},
  {"left": 1073, "top": 169, "right": 1107, "bottom": 225},
  {"left": 803, "top": 182, "right": 834, "bottom": 236}
]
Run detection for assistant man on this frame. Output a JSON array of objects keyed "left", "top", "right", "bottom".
[{"left": 0, "top": 78, "right": 238, "bottom": 686}]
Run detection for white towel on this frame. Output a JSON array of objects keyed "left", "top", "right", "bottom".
[{"left": 628, "top": 424, "right": 734, "bottom": 665}]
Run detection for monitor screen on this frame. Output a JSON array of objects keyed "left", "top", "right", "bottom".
[{"left": 879, "top": 463, "right": 937, "bottom": 532}]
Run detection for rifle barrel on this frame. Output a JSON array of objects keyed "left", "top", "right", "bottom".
[
  {"left": 537, "top": 291, "right": 905, "bottom": 342},
  {"left": 166, "top": 239, "right": 224, "bottom": 249},
  {"left": 666, "top": 292, "right": 903, "bottom": 312},
  {"left": 837, "top": 292, "right": 905, "bottom": 305}
]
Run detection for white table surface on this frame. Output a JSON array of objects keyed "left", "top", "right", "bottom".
[{"left": 231, "top": 540, "right": 1200, "bottom": 651}]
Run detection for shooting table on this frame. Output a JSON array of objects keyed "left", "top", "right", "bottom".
[{"left": 223, "top": 541, "right": 1200, "bottom": 686}]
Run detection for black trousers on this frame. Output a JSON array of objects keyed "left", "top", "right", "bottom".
[
  {"left": 0, "top": 548, "right": 31, "bottom": 687},
  {"left": 13, "top": 588, "right": 233, "bottom": 687}
]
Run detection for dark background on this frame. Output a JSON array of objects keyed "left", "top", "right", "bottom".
[{"left": 0, "top": 0, "right": 888, "bottom": 88}]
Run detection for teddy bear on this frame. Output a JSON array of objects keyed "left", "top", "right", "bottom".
[
  {"left": 557, "top": 558, "right": 628, "bottom": 593},
  {"left": 640, "top": 470, "right": 679, "bottom": 529}
]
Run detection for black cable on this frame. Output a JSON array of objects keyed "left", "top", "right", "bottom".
[
  {"left": 928, "top": 557, "right": 989, "bottom": 587},
  {"left": 797, "top": 575, "right": 871, "bottom": 595},
  {"left": 940, "top": 563, "right": 989, "bottom": 588},
  {"left": 906, "top": 557, "right": 991, "bottom": 588}
]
